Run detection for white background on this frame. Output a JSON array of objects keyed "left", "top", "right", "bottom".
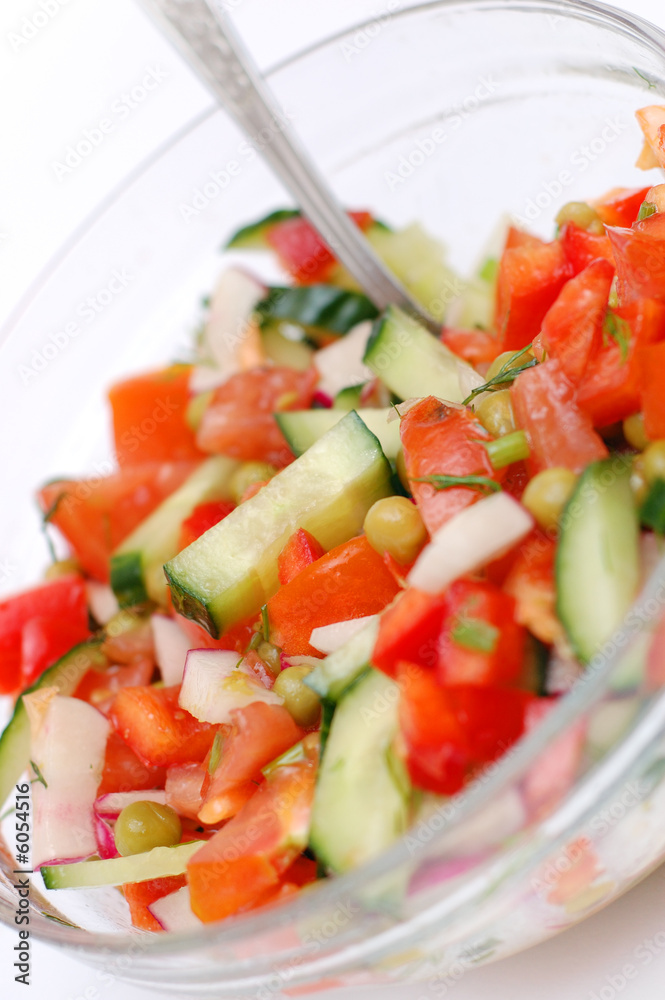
[{"left": 2, "top": 0, "right": 665, "bottom": 997}]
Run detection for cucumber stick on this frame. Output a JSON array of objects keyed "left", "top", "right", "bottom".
[
  {"left": 256, "top": 285, "right": 378, "bottom": 337},
  {"left": 310, "top": 669, "right": 409, "bottom": 873},
  {"left": 276, "top": 408, "right": 400, "bottom": 460},
  {"left": 41, "top": 841, "right": 204, "bottom": 889},
  {"left": 111, "top": 456, "right": 239, "bottom": 607},
  {"left": 364, "top": 305, "right": 470, "bottom": 403},
  {"left": 366, "top": 222, "right": 457, "bottom": 322},
  {"left": 0, "top": 642, "right": 105, "bottom": 810},
  {"left": 557, "top": 459, "right": 640, "bottom": 663},
  {"left": 165, "top": 411, "right": 393, "bottom": 638}
]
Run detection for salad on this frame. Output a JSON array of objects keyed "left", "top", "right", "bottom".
[{"left": 2, "top": 103, "right": 665, "bottom": 933}]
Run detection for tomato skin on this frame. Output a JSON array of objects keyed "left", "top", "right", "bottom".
[
  {"left": 277, "top": 528, "right": 326, "bottom": 586},
  {"left": 373, "top": 588, "right": 448, "bottom": 677},
  {"left": 96, "top": 732, "right": 166, "bottom": 796},
  {"left": 74, "top": 658, "right": 154, "bottom": 715},
  {"left": 268, "top": 535, "right": 400, "bottom": 657},
  {"left": 122, "top": 875, "right": 187, "bottom": 932},
  {"left": 440, "top": 328, "right": 501, "bottom": 366},
  {"left": 503, "top": 531, "right": 564, "bottom": 645},
  {"left": 196, "top": 366, "right": 318, "bottom": 467},
  {"left": 593, "top": 186, "right": 652, "bottom": 228},
  {"left": 616, "top": 298, "right": 665, "bottom": 347},
  {"left": 177, "top": 500, "right": 236, "bottom": 552},
  {"left": 165, "top": 762, "right": 206, "bottom": 821},
  {"left": 639, "top": 340, "right": 665, "bottom": 439},
  {"left": 576, "top": 339, "right": 641, "bottom": 428},
  {"left": 495, "top": 240, "right": 571, "bottom": 351},
  {"left": 559, "top": 223, "right": 615, "bottom": 276},
  {"left": 400, "top": 396, "right": 499, "bottom": 536},
  {"left": 109, "top": 365, "right": 203, "bottom": 467},
  {"left": 533, "top": 259, "right": 614, "bottom": 384},
  {"left": 510, "top": 359, "right": 608, "bottom": 473},
  {"left": 266, "top": 211, "right": 373, "bottom": 285},
  {"left": 606, "top": 219, "right": 665, "bottom": 305},
  {"left": 172, "top": 611, "right": 255, "bottom": 654},
  {"left": 39, "top": 462, "right": 199, "bottom": 581},
  {"left": 504, "top": 227, "right": 545, "bottom": 251},
  {"left": 109, "top": 685, "right": 218, "bottom": 768}
]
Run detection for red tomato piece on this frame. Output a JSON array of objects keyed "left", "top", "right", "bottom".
[
  {"left": 109, "top": 365, "right": 203, "bottom": 467},
  {"left": 400, "top": 396, "right": 499, "bottom": 535},
  {"left": 373, "top": 588, "right": 448, "bottom": 676},
  {"left": 196, "top": 366, "right": 318, "bottom": 467},
  {"left": 503, "top": 531, "right": 564, "bottom": 646},
  {"left": 451, "top": 684, "right": 532, "bottom": 765},
  {"left": 198, "top": 702, "right": 302, "bottom": 824},
  {"left": 576, "top": 339, "right": 641, "bottom": 428},
  {"left": 510, "top": 360, "right": 608, "bottom": 473},
  {"left": 101, "top": 618, "right": 154, "bottom": 666},
  {"left": 495, "top": 240, "right": 571, "bottom": 351},
  {"left": 96, "top": 732, "right": 166, "bottom": 796},
  {"left": 109, "top": 686, "right": 218, "bottom": 768},
  {"left": 122, "top": 875, "right": 187, "bottom": 932},
  {"left": 559, "top": 223, "right": 615, "bottom": 276},
  {"left": 165, "top": 762, "right": 206, "bottom": 821},
  {"left": 277, "top": 528, "right": 326, "bottom": 586},
  {"left": 177, "top": 500, "right": 236, "bottom": 552},
  {"left": 266, "top": 211, "right": 373, "bottom": 285},
  {"left": 616, "top": 297, "right": 665, "bottom": 347},
  {"left": 504, "top": 227, "right": 546, "bottom": 251},
  {"left": 268, "top": 535, "right": 400, "bottom": 657},
  {"left": 172, "top": 611, "right": 255, "bottom": 654},
  {"left": 639, "top": 340, "right": 665, "bottom": 439},
  {"left": 39, "top": 462, "right": 199, "bottom": 581},
  {"left": 21, "top": 617, "right": 91, "bottom": 688},
  {"left": 593, "top": 186, "right": 652, "bottom": 228},
  {"left": 606, "top": 217, "right": 665, "bottom": 305},
  {"left": 440, "top": 327, "right": 502, "bottom": 366},
  {"left": 533, "top": 259, "right": 614, "bottom": 384}
]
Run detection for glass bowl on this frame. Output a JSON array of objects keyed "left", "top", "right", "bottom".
[{"left": 2, "top": 0, "right": 665, "bottom": 994}]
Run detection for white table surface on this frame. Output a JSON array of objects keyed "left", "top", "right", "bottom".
[{"left": 3, "top": 0, "right": 665, "bottom": 996}]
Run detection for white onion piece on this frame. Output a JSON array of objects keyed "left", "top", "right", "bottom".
[
  {"left": 148, "top": 886, "right": 203, "bottom": 932},
  {"left": 179, "top": 649, "right": 283, "bottom": 725},
  {"left": 31, "top": 696, "right": 110, "bottom": 869},
  {"left": 408, "top": 492, "right": 533, "bottom": 594},
  {"left": 85, "top": 582, "right": 119, "bottom": 626},
  {"left": 94, "top": 790, "right": 168, "bottom": 820},
  {"left": 313, "top": 321, "right": 373, "bottom": 398},
  {"left": 152, "top": 615, "right": 194, "bottom": 687},
  {"left": 310, "top": 615, "right": 380, "bottom": 655},
  {"left": 203, "top": 267, "right": 266, "bottom": 371}
]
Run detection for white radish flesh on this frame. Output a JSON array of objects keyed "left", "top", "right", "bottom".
[
  {"left": 310, "top": 615, "right": 380, "bottom": 654},
  {"left": 151, "top": 615, "right": 194, "bottom": 687},
  {"left": 179, "top": 649, "right": 283, "bottom": 725}
]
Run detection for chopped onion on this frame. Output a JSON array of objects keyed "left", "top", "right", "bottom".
[
  {"left": 148, "top": 886, "right": 203, "bottom": 932},
  {"left": 151, "top": 614, "right": 194, "bottom": 687},
  {"left": 202, "top": 267, "right": 266, "bottom": 371},
  {"left": 85, "top": 582, "right": 119, "bottom": 626},
  {"left": 94, "top": 790, "right": 168, "bottom": 820},
  {"left": 310, "top": 615, "right": 380, "bottom": 654},
  {"left": 313, "top": 321, "right": 373, "bottom": 398},
  {"left": 179, "top": 649, "right": 283, "bottom": 725},
  {"left": 408, "top": 492, "right": 533, "bottom": 594}
]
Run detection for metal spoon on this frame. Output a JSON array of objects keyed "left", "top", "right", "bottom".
[{"left": 140, "top": 0, "right": 441, "bottom": 334}]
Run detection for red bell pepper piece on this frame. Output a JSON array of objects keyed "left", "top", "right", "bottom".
[
  {"left": 109, "top": 365, "right": 204, "bottom": 467},
  {"left": 96, "top": 732, "right": 167, "bottom": 796},
  {"left": 109, "top": 685, "right": 218, "bottom": 768},
  {"left": 399, "top": 396, "right": 499, "bottom": 536},
  {"left": 495, "top": 240, "right": 571, "bottom": 351},
  {"left": 593, "top": 185, "right": 652, "bottom": 228},
  {"left": 266, "top": 211, "right": 373, "bottom": 285},
  {"left": 440, "top": 327, "right": 501, "bottom": 366},
  {"left": 452, "top": 684, "right": 532, "bottom": 765},
  {"left": 615, "top": 297, "right": 665, "bottom": 347},
  {"left": 74, "top": 657, "right": 154, "bottom": 715},
  {"left": 277, "top": 528, "right": 326, "bottom": 586},
  {"left": 576, "top": 339, "right": 641, "bottom": 428},
  {"left": 122, "top": 875, "right": 187, "bottom": 932},
  {"left": 373, "top": 588, "right": 448, "bottom": 676},
  {"left": 533, "top": 259, "right": 614, "bottom": 384},
  {"left": 559, "top": 223, "right": 615, "bottom": 276},
  {"left": 639, "top": 340, "right": 665, "bottom": 439},
  {"left": 267, "top": 535, "right": 400, "bottom": 657},
  {"left": 511, "top": 360, "right": 608, "bottom": 473},
  {"left": 606, "top": 215, "right": 665, "bottom": 305},
  {"left": 177, "top": 500, "right": 236, "bottom": 552}
]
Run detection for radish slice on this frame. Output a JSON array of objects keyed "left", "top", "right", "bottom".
[
  {"left": 408, "top": 492, "right": 533, "bottom": 594},
  {"left": 31, "top": 696, "right": 110, "bottom": 869},
  {"left": 152, "top": 614, "right": 193, "bottom": 687},
  {"left": 148, "top": 886, "right": 203, "bottom": 932},
  {"left": 94, "top": 813, "right": 118, "bottom": 860},
  {"left": 313, "top": 321, "right": 373, "bottom": 398},
  {"left": 202, "top": 267, "right": 266, "bottom": 372},
  {"left": 310, "top": 615, "right": 380, "bottom": 654},
  {"left": 179, "top": 649, "right": 283, "bottom": 725},
  {"left": 94, "top": 791, "right": 168, "bottom": 820},
  {"left": 86, "top": 582, "right": 119, "bottom": 626}
]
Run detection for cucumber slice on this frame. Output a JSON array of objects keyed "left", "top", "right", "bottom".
[
  {"left": 366, "top": 222, "right": 457, "bottom": 322},
  {"left": 225, "top": 209, "right": 300, "bottom": 249},
  {"left": 111, "top": 457, "right": 239, "bottom": 608},
  {"left": 309, "top": 669, "right": 409, "bottom": 873},
  {"left": 276, "top": 409, "right": 400, "bottom": 460},
  {"left": 41, "top": 840, "right": 204, "bottom": 889},
  {"left": 364, "top": 305, "right": 469, "bottom": 403},
  {"left": 334, "top": 385, "right": 365, "bottom": 410},
  {"left": 261, "top": 324, "right": 314, "bottom": 371},
  {"left": 306, "top": 617, "right": 380, "bottom": 702},
  {"left": 165, "top": 411, "right": 393, "bottom": 638},
  {"left": 0, "top": 641, "right": 105, "bottom": 810},
  {"left": 556, "top": 459, "right": 640, "bottom": 663},
  {"left": 255, "top": 286, "right": 378, "bottom": 337}
]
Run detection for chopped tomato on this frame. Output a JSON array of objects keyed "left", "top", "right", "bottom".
[
  {"left": 495, "top": 240, "right": 571, "bottom": 351},
  {"left": 277, "top": 528, "right": 326, "bottom": 586},
  {"left": 172, "top": 611, "right": 255, "bottom": 655},
  {"left": 74, "top": 657, "right": 154, "bottom": 715},
  {"left": 109, "top": 365, "right": 203, "bottom": 467},
  {"left": 198, "top": 702, "right": 302, "bottom": 824},
  {"left": 503, "top": 532, "right": 564, "bottom": 645},
  {"left": 165, "top": 762, "right": 206, "bottom": 821},
  {"left": 616, "top": 298, "right": 665, "bottom": 347},
  {"left": 266, "top": 211, "right": 373, "bottom": 285},
  {"left": 592, "top": 185, "right": 652, "bottom": 227},
  {"left": 576, "top": 339, "right": 641, "bottom": 428},
  {"left": 452, "top": 684, "right": 532, "bottom": 765},
  {"left": 196, "top": 366, "right": 318, "bottom": 467},
  {"left": 96, "top": 732, "right": 166, "bottom": 796},
  {"left": 122, "top": 875, "right": 187, "bottom": 932},
  {"left": 510, "top": 360, "right": 608, "bottom": 473},
  {"left": 639, "top": 340, "right": 665, "bottom": 439},
  {"left": 606, "top": 216, "right": 665, "bottom": 305},
  {"left": 440, "top": 327, "right": 501, "bottom": 366},
  {"left": 109, "top": 685, "right": 218, "bottom": 768},
  {"left": 101, "top": 618, "right": 154, "bottom": 665},
  {"left": 559, "top": 223, "right": 615, "bottom": 276},
  {"left": 373, "top": 588, "right": 448, "bottom": 676},
  {"left": 533, "top": 259, "right": 614, "bottom": 384},
  {"left": 177, "top": 500, "right": 236, "bottom": 552},
  {"left": 20, "top": 617, "right": 91, "bottom": 689},
  {"left": 188, "top": 753, "right": 317, "bottom": 922},
  {"left": 400, "top": 396, "right": 499, "bottom": 535},
  {"left": 39, "top": 462, "right": 198, "bottom": 581},
  {"left": 504, "top": 226, "right": 545, "bottom": 251},
  {"left": 267, "top": 535, "right": 400, "bottom": 657}
]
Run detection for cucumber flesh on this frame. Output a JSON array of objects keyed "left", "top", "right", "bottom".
[
  {"left": 556, "top": 459, "right": 640, "bottom": 663},
  {"left": 111, "top": 456, "right": 239, "bottom": 608},
  {"left": 306, "top": 617, "right": 380, "bottom": 702},
  {"left": 41, "top": 841, "right": 204, "bottom": 889},
  {"left": 364, "top": 305, "right": 470, "bottom": 403},
  {"left": 261, "top": 324, "right": 314, "bottom": 371},
  {"left": 310, "top": 669, "right": 409, "bottom": 873},
  {"left": 165, "top": 411, "right": 393, "bottom": 638},
  {"left": 334, "top": 385, "right": 366, "bottom": 410},
  {"left": 255, "top": 286, "right": 378, "bottom": 337},
  {"left": 225, "top": 209, "right": 299, "bottom": 249},
  {"left": 366, "top": 222, "right": 457, "bottom": 322},
  {"left": 0, "top": 642, "right": 106, "bottom": 810},
  {"left": 276, "top": 408, "right": 401, "bottom": 460}
]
